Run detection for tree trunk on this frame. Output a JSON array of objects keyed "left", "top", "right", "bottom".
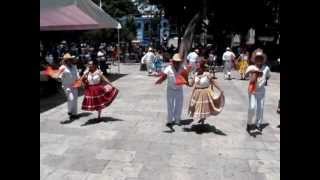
[{"left": 177, "top": 15, "right": 182, "bottom": 50}]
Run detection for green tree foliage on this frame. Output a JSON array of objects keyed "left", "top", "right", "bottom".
[
  {"left": 92, "top": 0, "right": 139, "bottom": 17},
  {"left": 81, "top": 0, "right": 139, "bottom": 42},
  {"left": 120, "top": 16, "right": 137, "bottom": 41}
]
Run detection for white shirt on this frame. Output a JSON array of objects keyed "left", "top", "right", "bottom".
[
  {"left": 231, "top": 34, "right": 241, "bottom": 47},
  {"left": 240, "top": 53, "right": 249, "bottom": 61},
  {"left": 85, "top": 69, "right": 103, "bottom": 85},
  {"left": 187, "top": 52, "right": 199, "bottom": 64},
  {"left": 97, "top": 51, "right": 104, "bottom": 57},
  {"left": 247, "top": 28, "right": 255, "bottom": 45},
  {"left": 163, "top": 65, "right": 186, "bottom": 90},
  {"left": 141, "top": 52, "right": 155, "bottom": 63},
  {"left": 222, "top": 51, "right": 235, "bottom": 61},
  {"left": 194, "top": 72, "right": 211, "bottom": 88},
  {"left": 45, "top": 55, "right": 54, "bottom": 65},
  {"left": 97, "top": 51, "right": 106, "bottom": 61},
  {"left": 208, "top": 54, "right": 216, "bottom": 62},
  {"left": 59, "top": 65, "right": 79, "bottom": 88},
  {"left": 246, "top": 65, "right": 271, "bottom": 92}
]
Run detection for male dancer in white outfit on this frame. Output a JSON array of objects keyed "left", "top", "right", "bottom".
[
  {"left": 155, "top": 53, "right": 187, "bottom": 131},
  {"left": 245, "top": 49, "right": 271, "bottom": 133},
  {"left": 186, "top": 49, "right": 199, "bottom": 74},
  {"left": 141, "top": 47, "right": 156, "bottom": 76},
  {"left": 55, "top": 53, "right": 80, "bottom": 121},
  {"left": 222, "top": 47, "right": 235, "bottom": 80}
]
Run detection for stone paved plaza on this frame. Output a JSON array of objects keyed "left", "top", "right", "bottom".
[{"left": 40, "top": 64, "right": 280, "bottom": 180}]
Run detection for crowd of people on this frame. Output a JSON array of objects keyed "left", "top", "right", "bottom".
[{"left": 40, "top": 40, "right": 122, "bottom": 76}]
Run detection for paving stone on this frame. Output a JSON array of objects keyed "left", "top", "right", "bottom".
[
  {"left": 59, "top": 156, "right": 109, "bottom": 173},
  {"left": 248, "top": 159, "right": 280, "bottom": 173},
  {"left": 85, "top": 172, "right": 125, "bottom": 180},
  {"left": 41, "top": 143, "right": 69, "bottom": 155},
  {"left": 256, "top": 150, "right": 280, "bottom": 161},
  {"left": 40, "top": 164, "right": 55, "bottom": 180},
  {"left": 88, "top": 130, "right": 119, "bottom": 141},
  {"left": 96, "top": 149, "right": 136, "bottom": 162},
  {"left": 102, "top": 161, "right": 143, "bottom": 178},
  {"left": 264, "top": 173, "right": 280, "bottom": 180},
  {"left": 44, "top": 169, "right": 89, "bottom": 180},
  {"left": 42, "top": 154, "right": 65, "bottom": 167}
]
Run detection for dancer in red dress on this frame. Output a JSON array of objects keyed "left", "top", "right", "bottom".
[{"left": 80, "top": 60, "right": 118, "bottom": 119}]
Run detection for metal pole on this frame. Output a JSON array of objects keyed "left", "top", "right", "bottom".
[{"left": 118, "top": 28, "right": 120, "bottom": 74}]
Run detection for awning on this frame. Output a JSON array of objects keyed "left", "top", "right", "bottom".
[{"left": 40, "top": 0, "right": 121, "bottom": 31}]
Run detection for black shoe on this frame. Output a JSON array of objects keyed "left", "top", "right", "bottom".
[
  {"left": 174, "top": 121, "right": 181, "bottom": 126},
  {"left": 70, "top": 114, "right": 79, "bottom": 120},
  {"left": 256, "top": 126, "right": 263, "bottom": 132},
  {"left": 246, "top": 124, "right": 256, "bottom": 133},
  {"left": 166, "top": 123, "right": 175, "bottom": 131},
  {"left": 198, "top": 119, "right": 205, "bottom": 124},
  {"left": 246, "top": 124, "right": 251, "bottom": 133}
]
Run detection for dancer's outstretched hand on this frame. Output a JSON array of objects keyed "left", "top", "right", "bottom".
[{"left": 155, "top": 73, "right": 167, "bottom": 85}]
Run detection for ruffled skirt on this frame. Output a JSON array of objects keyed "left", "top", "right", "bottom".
[
  {"left": 188, "top": 87, "right": 225, "bottom": 119},
  {"left": 82, "top": 84, "right": 118, "bottom": 111}
]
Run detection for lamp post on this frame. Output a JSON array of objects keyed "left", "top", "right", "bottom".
[{"left": 117, "top": 23, "right": 122, "bottom": 73}]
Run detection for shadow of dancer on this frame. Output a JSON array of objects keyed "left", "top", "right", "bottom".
[
  {"left": 81, "top": 116, "right": 123, "bottom": 126},
  {"left": 183, "top": 123, "right": 227, "bottom": 135},
  {"left": 60, "top": 112, "right": 92, "bottom": 124},
  {"left": 163, "top": 119, "right": 194, "bottom": 133}
]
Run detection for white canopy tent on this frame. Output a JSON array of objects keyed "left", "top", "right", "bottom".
[{"left": 40, "top": 0, "right": 122, "bottom": 73}]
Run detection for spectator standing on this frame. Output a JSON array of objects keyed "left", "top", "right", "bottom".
[
  {"left": 222, "top": 47, "right": 236, "bottom": 80},
  {"left": 141, "top": 47, "right": 156, "bottom": 76}
]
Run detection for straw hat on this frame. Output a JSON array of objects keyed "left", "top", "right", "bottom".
[
  {"left": 251, "top": 49, "right": 267, "bottom": 63},
  {"left": 62, "top": 53, "right": 76, "bottom": 64},
  {"left": 172, "top": 53, "right": 182, "bottom": 62},
  {"left": 62, "top": 53, "right": 75, "bottom": 60}
]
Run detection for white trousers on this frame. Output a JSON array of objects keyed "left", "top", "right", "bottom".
[
  {"left": 167, "top": 88, "right": 183, "bottom": 123},
  {"left": 247, "top": 91, "right": 265, "bottom": 127},
  {"left": 189, "top": 62, "right": 197, "bottom": 74},
  {"left": 63, "top": 87, "right": 78, "bottom": 115},
  {"left": 146, "top": 60, "right": 153, "bottom": 74},
  {"left": 223, "top": 60, "right": 232, "bottom": 78}
]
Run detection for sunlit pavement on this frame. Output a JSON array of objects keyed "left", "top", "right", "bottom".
[{"left": 40, "top": 63, "right": 280, "bottom": 180}]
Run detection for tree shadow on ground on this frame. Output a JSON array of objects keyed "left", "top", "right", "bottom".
[
  {"left": 60, "top": 112, "right": 92, "bottom": 124},
  {"left": 81, "top": 116, "right": 124, "bottom": 126},
  {"left": 183, "top": 123, "right": 227, "bottom": 135}
]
